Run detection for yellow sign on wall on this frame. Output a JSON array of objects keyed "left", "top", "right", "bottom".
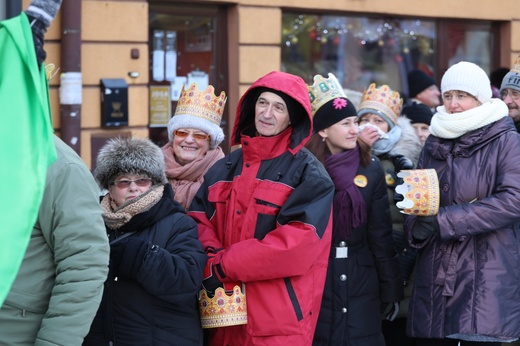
[{"left": 150, "top": 85, "right": 171, "bottom": 127}]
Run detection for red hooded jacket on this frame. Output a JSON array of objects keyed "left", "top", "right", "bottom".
[{"left": 189, "top": 71, "right": 334, "bottom": 345}]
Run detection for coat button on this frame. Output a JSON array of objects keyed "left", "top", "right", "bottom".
[
  {"left": 237, "top": 210, "right": 241, "bottom": 214},
  {"left": 340, "top": 274, "right": 347, "bottom": 281},
  {"left": 339, "top": 241, "right": 346, "bottom": 247},
  {"left": 442, "top": 184, "right": 449, "bottom": 192},
  {"left": 342, "top": 307, "right": 347, "bottom": 313},
  {"left": 246, "top": 163, "right": 250, "bottom": 167}
]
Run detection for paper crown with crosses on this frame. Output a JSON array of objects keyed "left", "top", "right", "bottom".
[
  {"left": 357, "top": 83, "right": 403, "bottom": 129},
  {"left": 395, "top": 169, "right": 440, "bottom": 216},
  {"left": 307, "top": 73, "right": 347, "bottom": 115},
  {"left": 167, "top": 82, "right": 227, "bottom": 149},
  {"left": 307, "top": 73, "right": 358, "bottom": 132},
  {"left": 199, "top": 285, "right": 247, "bottom": 329}
]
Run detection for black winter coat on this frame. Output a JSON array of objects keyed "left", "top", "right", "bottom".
[
  {"left": 84, "top": 184, "right": 206, "bottom": 346},
  {"left": 313, "top": 156, "right": 403, "bottom": 346}
]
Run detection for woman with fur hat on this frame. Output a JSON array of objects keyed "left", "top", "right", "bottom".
[
  {"left": 405, "top": 61, "right": 520, "bottom": 345},
  {"left": 357, "top": 83, "right": 423, "bottom": 346},
  {"left": 306, "top": 74, "right": 403, "bottom": 346},
  {"left": 84, "top": 137, "right": 206, "bottom": 346},
  {"left": 162, "top": 82, "right": 226, "bottom": 210}
]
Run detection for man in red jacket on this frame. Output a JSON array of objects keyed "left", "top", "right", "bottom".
[{"left": 189, "top": 71, "right": 334, "bottom": 345}]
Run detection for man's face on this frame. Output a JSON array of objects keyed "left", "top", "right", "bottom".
[
  {"left": 416, "top": 85, "right": 441, "bottom": 108},
  {"left": 501, "top": 88, "right": 520, "bottom": 123},
  {"left": 254, "top": 92, "right": 291, "bottom": 136}
]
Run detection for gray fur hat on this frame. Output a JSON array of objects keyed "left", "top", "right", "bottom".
[{"left": 94, "top": 137, "right": 167, "bottom": 190}]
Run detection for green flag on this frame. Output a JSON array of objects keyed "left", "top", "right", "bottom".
[{"left": 0, "top": 13, "right": 57, "bottom": 306}]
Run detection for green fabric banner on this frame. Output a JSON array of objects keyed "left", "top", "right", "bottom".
[{"left": 0, "top": 13, "right": 57, "bottom": 306}]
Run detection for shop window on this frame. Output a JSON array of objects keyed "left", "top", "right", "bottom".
[
  {"left": 282, "top": 13, "right": 497, "bottom": 102},
  {"left": 148, "top": 3, "right": 229, "bottom": 149}
]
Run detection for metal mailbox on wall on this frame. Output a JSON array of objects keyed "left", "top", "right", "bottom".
[{"left": 100, "top": 79, "right": 128, "bottom": 127}]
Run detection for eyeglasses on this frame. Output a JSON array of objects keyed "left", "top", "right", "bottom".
[
  {"left": 111, "top": 178, "right": 152, "bottom": 189},
  {"left": 500, "top": 89, "right": 520, "bottom": 100},
  {"left": 173, "top": 130, "right": 210, "bottom": 141}
]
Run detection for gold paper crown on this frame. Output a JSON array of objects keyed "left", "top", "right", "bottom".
[
  {"left": 510, "top": 55, "right": 520, "bottom": 74},
  {"left": 199, "top": 285, "right": 247, "bottom": 329},
  {"left": 358, "top": 83, "right": 403, "bottom": 124},
  {"left": 174, "top": 82, "right": 227, "bottom": 126},
  {"left": 307, "top": 73, "right": 347, "bottom": 116},
  {"left": 395, "top": 169, "right": 440, "bottom": 216}
]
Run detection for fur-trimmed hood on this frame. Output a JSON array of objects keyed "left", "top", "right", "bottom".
[
  {"left": 94, "top": 137, "right": 167, "bottom": 190},
  {"left": 389, "top": 116, "right": 423, "bottom": 165}
]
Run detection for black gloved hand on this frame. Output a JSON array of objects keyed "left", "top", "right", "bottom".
[
  {"left": 202, "top": 263, "right": 225, "bottom": 297},
  {"left": 110, "top": 237, "right": 151, "bottom": 279},
  {"left": 412, "top": 216, "right": 439, "bottom": 241},
  {"left": 391, "top": 154, "right": 414, "bottom": 173}
]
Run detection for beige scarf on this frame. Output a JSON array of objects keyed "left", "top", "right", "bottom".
[
  {"left": 161, "top": 143, "right": 224, "bottom": 210},
  {"left": 101, "top": 185, "right": 164, "bottom": 230},
  {"left": 430, "top": 98, "right": 508, "bottom": 139}
]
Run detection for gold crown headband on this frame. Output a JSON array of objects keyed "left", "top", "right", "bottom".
[
  {"left": 511, "top": 55, "right": 520, "bottom": 74},
  {"left": 359, "top": 83, "right": 403, "bottom": 122},
  {"left": 307, "top": 73, "right": 347, "bottom": 116},
  {"left": 174, "top": 82, "right": 227, "bottom": 126}
]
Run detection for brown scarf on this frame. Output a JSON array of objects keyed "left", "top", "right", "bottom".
[
  {"left": 101, "top": 185, "right": 164, "bottom": 230},
  {"left": 161, "top": 143, "right": 224, "bottom": 210}
]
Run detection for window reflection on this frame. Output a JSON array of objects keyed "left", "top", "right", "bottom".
[{"left": 282, "top": 14, "right": 436, "bottom": 97}]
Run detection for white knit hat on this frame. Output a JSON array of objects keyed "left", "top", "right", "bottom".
[{"left": 441, "top": 61, "right": 492, "bottom": 104}]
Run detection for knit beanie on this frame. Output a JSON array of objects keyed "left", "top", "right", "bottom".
[
  {"left": 94, "top": 137, "right": 167, "bottom": 190},
  {"left": 168, "top": 83, "right": 226, "bottom": 149},
  {"left": 401, "top": 102, "right": 433, "bottom": 126},
  {"left": 441, "top": 61, "right": 492, "bottom": 104},
  {"left": 500, "top": 55, "right": 520, "bottom": 93},
  {"left": 25, "top": 0, "right": 62, "bottom": 28},
  {"left": 357, "top": 83, "right": 403, "bottom": 129},
  {"left": 408, "top": 70, "right": 436, "bottom": 98},
  {"left": 307, "top": 73, "right": 358, "bottom": 132}
]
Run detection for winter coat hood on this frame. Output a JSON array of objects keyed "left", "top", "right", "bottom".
[{"left": 231, "top": 71, "right": 313, "bottom": 155}]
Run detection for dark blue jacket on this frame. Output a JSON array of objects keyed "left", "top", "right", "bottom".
[{"left": 84, "top": 184, "right": 206, "bottom": 345}]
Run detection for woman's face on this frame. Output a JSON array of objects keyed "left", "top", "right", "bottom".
[
  {"left": 172, "top": 128, "right": 211, "bottom": 166},
  {"left": 442, "top": 90, "right": 481, "bottom": 114},
  {"left": 358, "top": 113, "right": 390, "bottom": 133},
  {"left": 108, "top": 174, "right": 152, "bottom": 207},
  {"left": 319, "top": 117, "right": 359, "bottom": 154}
]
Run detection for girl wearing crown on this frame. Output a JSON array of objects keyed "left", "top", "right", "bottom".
[
  {"left": 357, "top": 83, "right": 423, "bottom": 346},
  {"left": 162, "top": 82, "right": 226, "bottom": 210},
  {"left": 306, "top": 74, "right": 403, "bottom": 346}
]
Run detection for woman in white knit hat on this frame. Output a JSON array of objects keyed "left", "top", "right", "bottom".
[
  {"left": 404, "top": 61, "right": 520, "bottom": 345},
  {"left": 162, "top": 82, "right": 227, "bottom": 210}
]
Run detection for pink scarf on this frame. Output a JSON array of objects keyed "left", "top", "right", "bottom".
[{"left": 161, "top": 143, "right": 224, "bottom": 210}]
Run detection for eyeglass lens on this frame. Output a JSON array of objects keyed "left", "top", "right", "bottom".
[
  {"left": 501, "top": 90, "right": 520, "bottom": 99},
  {"left": 174, "top": 130, "right": 210, "bottom": 141},
  {"left": 113, "top": 178, "right": 152, "bottom": 188}
]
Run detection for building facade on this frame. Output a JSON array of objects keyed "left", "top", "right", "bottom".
[{"left": 7, "top": 0, "right": 520, "bottom": 168}]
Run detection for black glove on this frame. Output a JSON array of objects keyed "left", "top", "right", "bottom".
[
  {"left": 391, "top": 154, "right": 414, "bottom": 173},
  {"left": 110, "top": 237, "right": 151, "bottom": 279},
  {"left": 202, "top": 262, "right": 225, "bottom": 297},
  {"left": 412, "top": 216, "right": 439, "bottom": 241}
]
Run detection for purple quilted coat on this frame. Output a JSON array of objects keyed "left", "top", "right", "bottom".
[{"left": 404, "top": 116, "right": 520, "bottom": 341}]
